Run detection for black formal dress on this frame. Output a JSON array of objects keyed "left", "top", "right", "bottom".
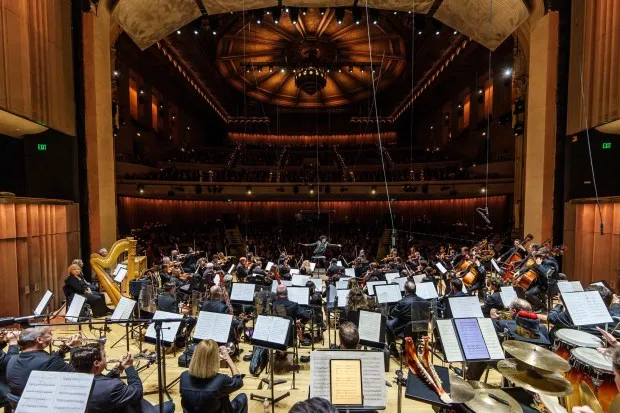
[
  {"left": 6, "top": 350, "right": 73, "bottom": 396},
  {"left": 179, "top": 370, "right": 247, "bottom": 413},
  {"left": 65, "top": 275, "right": 110, "bottom": 317}
]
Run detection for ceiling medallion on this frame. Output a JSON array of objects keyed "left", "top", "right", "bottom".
[{"left": 294, "top": 65, "right": 327, "bottom": 95}]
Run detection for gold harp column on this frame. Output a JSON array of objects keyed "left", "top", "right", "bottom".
[
  {"left": 523, "top": 12, "right": 559, "bottom": 243},
  {"left": 83, "top": 2, "right": 118, "bottom": 251}
]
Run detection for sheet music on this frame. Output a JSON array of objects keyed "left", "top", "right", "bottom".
[
  {"left": 65, "top": 294, "right": 86, "bottom": 323},
  {"left": 435, "top": 262, "right": 448, "bottom": 274},
  {"left": 448, "top": 296, "right": 484, "bottom": 319},
  {"left": 436, "top": 320, "right": 464, "bottom": 362},
  {"left": 569, "top": 281, "right": 584, "bottom": 292},
  {"left": 287, "top": 287, "right": 309, "bottom": 306},
  {"left": 413, "top": 274, "right": 426, "bottom": 284},
  {"left": 265, "top": 262, "right": 274, "bottom": 271},
  {"left": 290, "top": 269, "right": 300, "bottom": 275},
  {"left": 374, "top": 284, "right": 402, "bottom": 304},
  {"left": 145, "top": 311, "right": 183, "bottom": 343},
  {"left": 557, "top": 281, "right": 574, "bottom": 294},
  {"left": 491, "top": 259, "right": 502, "bottom": 273},
  {"left": 34, "top": 290, "right": 53, "bottom": 316},
  {"left": 562, "top": 291, "right": 613, "bottom": 326},
  {"left": 310, "top": 263, "right": 316, "bottom": 271},
  {"left": 500, "top": 286, "right": 518, "bottom": 308},
  {"left": 416, "top": 282, "right": 438, "bottom": 300},
  {"left": 230, "top": 283, "right": 255, "bottom": 302},
  {"left": 337, "top": 261, "right": 343, "bottom": 267},
  {"left": 478, "top": 318, "right": 505, "bottom": 360},
  {"left": 385, "top": 272, "right": 400, "bottom": 285},
  {"left": 112, "top": 264, "right": 126, "bottom": 277},
  {"left": 109, "top": 296, "right": 136, "bottom": 322},
  {"left": 345, "top": 268, "right": 355, "bottom": 277},
  {"left": 330, "top": 359, "right": 363, "bottom": 406},
  {"left": 271, "top": 280, "right": 292, "bottom": 293},
  {"left": 16, "top": 371, "right": 94, "bottom": 413},
  {"left": 336, "top": 280, "right": 349, "bottom": 289},
  {"left": 454, "top": 318, "right": 490, "bottom": 360},
  {"left": 394, "top": 277, "right": 407, "bottom": 292},
  {"left": 194, "top": 311, "right": 233, "bottom": 343},
  {"left": 336, "top": 289, "right": 350, "bottom": 307},
  {"left": 310, "top": 350, "right": 386, "bottom": 409},
  {"left": 113, "top": 267, "right": 128, "bottom": 283},
  {"left": 309, "top": 278, "right": 322, "bottom": 292},
  {"left": 358, "top": 311, "right": 383, "bottom": 344},
  {"left": 366, "top": 280, "right": 387, "bottom": 296},
  {"left": 253, "top": 315, "right": 290, "bottom": 345},
  {"left": 292, "top": 274, "right": 310, "bottom": 286}
]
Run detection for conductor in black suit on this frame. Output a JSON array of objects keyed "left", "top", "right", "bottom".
[
  {"left": 70, "top": 345, "right": 175, "bottom": 413},
  {"left": 157, "top": 282, "right": 179, "bottom": 313},
  {"left": 386, "top": 281, "right": 427, "bottom": 355}
]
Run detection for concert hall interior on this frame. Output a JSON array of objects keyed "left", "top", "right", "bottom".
[{"left": 2, "top": 0, "right": 620, "bottom": 412}]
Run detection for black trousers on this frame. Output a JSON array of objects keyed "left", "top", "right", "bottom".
[
  {"left": 525, "top": 284, "right": 547, "bottom": 310},
  {"left": 84, "top": 292, "right": 109, "bottom": 317}
]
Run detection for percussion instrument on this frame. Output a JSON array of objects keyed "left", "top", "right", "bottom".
[
  {"left": 569, "top": 347, "right": 618, "bottom": 412},
  {"left": 468, "top": 381, "right": 499, "bottom": 390},
  {"left": 578, "top": 381, "right": 604, "bottom": 413},
  {"left": 502, "top": 340, "right": 571, "bottom": 372},
  {"left": 464, "top": 388, "right": 522, "bottom": 413},
  {"left": 449, "top": 375, "right": 475, "bottom": 403},
  {"left": 553, "top": 329, "right": 602, "bottom": 360},
  {"left": 497, "top": 358, "right": 573, "bottom": 397}
]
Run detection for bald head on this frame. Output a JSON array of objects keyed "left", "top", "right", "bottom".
[
  {"left": 210, "top": 285, "right": 223, "bottom": 300},
  {"left": 276, "top": 284, "right": 288, "bottom": 298}
]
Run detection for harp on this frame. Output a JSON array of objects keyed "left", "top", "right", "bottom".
[{"left": 89, "top": 237, "right": 137, "bottom": 306}]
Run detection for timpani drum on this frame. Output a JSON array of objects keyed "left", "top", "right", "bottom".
[
  {"left": 553, "top": 329, "right": 603, "bottom": 360},
  {"left": 570, "top": 347, "right": 618, "bottom": 413}
]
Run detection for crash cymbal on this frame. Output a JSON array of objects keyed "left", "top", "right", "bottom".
[
  {"left": 464, "top": 389, "right": 522, "bottom": 413},
  {"left": 449, "top": 375, "right": 475, "bottom": 403},
  {"left": 610, "top": 394, "right": 620, "bottom": 413},
  {"left": 497, "top": 359, "right": 574, "bottom": 397},
  {"left": 538, "top": 394, "right": 567, "bottom": 413},
  {"left": 468, "top": 380, "right": 499, "bottom": 390},
  {"left": 502, "top": 340, "right": 571, "bottom": 372},
  {"left": 579, "top": 382, "right": 603, "bottom": 413}
]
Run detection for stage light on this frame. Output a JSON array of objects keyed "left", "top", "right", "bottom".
[
  {"left": 319, "top": 7, "right": 326, "bottom": 15},
  {"left": 453, "top": 30, "right": 458, "bottom": 35},
  {"left": 480, "top": 186, "right": 487, "bottom": 193},
  {"left": 289, "top": 7, "right": 299, "bottom": 25},
  {"left": 176, "top": 30, "right": 181, "bottom": 35},
  {"left": 209, "top": 17, "right": 219, "bottom": 35},
  {"left": 139, "top": 88, "right": 144, "bottom": 95},
  {"left": 504, "top": 68, "right": 512, "bottom": 78},
  {"left": 301, "top": 7, "right": 307, "bottom": 15},
  {"left": 334, "top": 8, "right": 345, "bottom": 24},
  {"left": 113, "top": 70, "right": 119, "bottom": 77},
  {"left": 417, "top": 30, "right": 422, "bottom": 35},
  {"left": 352, "top": 7, "right": 362, "bottom": 24},
  {"left": 514, "top": 121, "right": 525, "bottom": 137},
  {"left": 272, "top": 7, "right": 281, "bottom": 24},
  {"left": 371, "top": 186, "right": 377, "bottom": 195},
  {"left": 285, "top": 6, "right": 289, "bottom": 13},
  {"left": 137, "top": 184, "right": 144, "bottom": 194},
  {"left": 255, "top": 9, "right": 264, "bottom": 24},
  {"left": 430, "top": 125, "right": 434, "bottom": 130},
  {"left": 269, "top": 65, "right": 274, "bottom": 73},
  {"left": 257, "top": 66, "right": 262, "bottom": 72},
  {"left": 369, "top": 9, "right": 379, "bottom": 25},
  {"left": 247, "top": 186, "right": 252, "bottom": 195},
  {"left": 348, "top": 65, "right": 353, "bottom": 72},
  {"left": 431, "top": 19, "right": 443, "bottom": 35},
  {"left": 478, "top": 89, "right": 483, "bottom": 95},
  {"left": 281, "top": 68, "right": 285, "bottom": 73}
]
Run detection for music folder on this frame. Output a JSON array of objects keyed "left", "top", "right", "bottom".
[
  {"left": 17, "top": 370, "right": 94, "bottom": 412},
  {"left": 436, "top": 317, "right": 505, "bottom": 362},
  {"left": 144, "top": 311, "right": 183, "bottom": 345},
  {"left": 374, "top": 284, "right": 402, "bottom": 304},
  {"left": 348, "top": 310, "right": 386, "bottom": 349},
  {"left": 33, "top": 290, "right": 53, "bottom": 316},
  {"left": 330, "top": 359, "right": 363, "bottom": 407},
  {"left": 194, "top": 311, "right": 233, "bottom": 344},
  {"left": 65, "top": 294, "right": 86, "bottom": 323},
  {"left": 251, "top": 314, "right": 292, "bottom": 351},
  {"left": 230, "top": 282, "right": 256, "bottom": 304},
  {"left": 562, "top": 290, "right": 613, "bottom": 326},
  {"left": 366, "top": 280, "right": 387, "bottom": 296},
  {"left": 287, "top": 286, "right": 310, "bottom": 306}
]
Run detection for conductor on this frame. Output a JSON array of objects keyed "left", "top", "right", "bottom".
[{"left": 299, "top": 235, "right": 341, "bottom": 268}]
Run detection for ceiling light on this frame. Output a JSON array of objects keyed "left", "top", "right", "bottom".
[
  {"left": 352, "top": 7, "right": 362, "bottom": 24},
  {"left": 349, "top": 65, "right": 353, "bottom": 72},
  {"left": 301, "top": 7, "right": 307, "bottom": 15},
  {"left": 435, "top": 30, "right": 440, "bottom": 35},
  {"left": 478, "top": 89, "right": 483, "bottom": 94},
  {"left": 417, "top": 30, "right": 422, "bottom": 35},
  {"left": 285, "top": 6, "right": 289, "bottom": 13},
  {"left": 504, "top": 68, "right": 512, "bottom": 77},
  {"left": 482, "top": 132, "right": 486, "bottom": 136},
  {"left": 289, "top": 7, "right": 299, "bottom": 24},
  {"left": 176, "top": 30, "right": 181, "bottom": 35},
  {"left": 269, "top": 65, "right": 274, "bottom": 73},
  {"left": 113, "top": 70, "right": 119, "bottom": 77},
  {"left": 255, "top": 9, "right": 264, "bottom": 24},
  {"left": 453, "top": 30, "right": 458, "bottom": 35},
  {"left": 194, "top": 30, "right": 199, "bottom": 35},
  {"left": 281, "top": 68, "right": 285, "bottom": 73},
  {"left": 319, "top": 7, "right": 326, "bottom": 15},
  {"left": 334, "top": 8, "right": 345, "bottom": 24},
  {"left": 430, "top": 126, "right": 434, "bottom": 130},
  {"left": 272, "top": 7, "right": 281, "bottom": 24}
]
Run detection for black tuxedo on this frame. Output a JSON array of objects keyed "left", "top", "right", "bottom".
[
  {"left": 6, "top": 350, "right": 73, "bottom": 396},
  {"left": 481, "top": 291, "right": 504, "bottom": 317},
  {"left": 157, "top": 293, "right": 178, "bottom": 314},
  {"left": 235, "top": 264, "right": 248, "bottom": 282}
]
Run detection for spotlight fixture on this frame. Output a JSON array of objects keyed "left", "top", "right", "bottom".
[
  {"left": 453, "top": 30, "right": 458, "bottom": 35},
  {"left": 285, "top": 6, "right": 289, "bottom": 13},
  {"left": 281, "top": 68, "right": 285, "bottom": 73},
  {"left": 301, "top": 7, "right": 307, "bottom": 15},
  {"left": 369, "top": 9, "right": 379, "bottom": 25},
  {"left": 431, "top": 19, "right": 443, "bottom": 35},
  {"left": 289, "top": 7, "right": 299, "bottom": 25},
  {"left": 371, "top": 186, "right": 377, "bottom": 195},
  {"left": 176, "top": 30, "right": 181, "bottom": 35},
  {"left": 137, "top": 184, "right": 144, "bottom": 194},
  {"left": 352, "top": 6, "right": 362, "bottom": 24},
  {"left": 254, "top": 9, "right": 264, "bottom": 24},
  {"left": 113, "top": 70, "right": 119, "bottom": 77},
  {"left": 319, "top": 7, "right": 326, "bottom": 15},
  {"left": 272, "top": 7, "right": 281, "bottom": 24},
  {"left": 513, "top": 121, "right": 525, "bottom": 137},
  {"left": 208, "top": 17, "right": 219, "bottom": 35},
  {"left": 269, "top": 65, "right": 274, "bottom": 73},
  {"left": 334, "top": 8, "right": 345, "bottom": 24},
  {"left": 513, "top": 98, "right": 525, "bottom": 114},
  {"left": 246, "top": 186, "right": 252, "bottom": 195},
  {"left": 417, "top": 30, "right": 423, "bottom": 35},
  {"left": 478, "top": 89, "right": 483, "bottom": 95},
  {"left": 504, "top": 68, "right": 512, "bottom": 78},
  {"left": 348, "top": 65, "right": 353, "bottom": 73},
  {"left": 139, "top": 88, "right": 144, "bottom": 95}
]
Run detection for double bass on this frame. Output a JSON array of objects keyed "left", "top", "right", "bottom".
[{"left": 501, "top": 234, "right": 533, "bottom": 281}]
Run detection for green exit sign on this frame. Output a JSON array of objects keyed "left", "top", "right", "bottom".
[
  {"left": 37, "top": 144, "right": 47, "bottom": 151},
  {"left": 602, "top": 142, "right": 612, "bottom": 149}
]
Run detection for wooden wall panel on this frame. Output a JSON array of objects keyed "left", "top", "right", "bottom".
[
  {"left": 0, "top": 0, "right": 75, "bottom": 136},
  {"left": 564, "top": 199, "right": 620, "bottom": 291},
  {"left": 567, "top": 0, "right": 620, "bottom": 134},
  {"left": 0, "top": 199, "right": 80, "bottom": 317}
]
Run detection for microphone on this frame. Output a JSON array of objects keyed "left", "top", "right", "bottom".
[{"left": 476, "top": 207, "right": 491, "bottom": 224}]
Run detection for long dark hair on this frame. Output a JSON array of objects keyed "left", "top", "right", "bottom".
[{"left": 289, "top": 398, "right": 338, "bottom": 413}]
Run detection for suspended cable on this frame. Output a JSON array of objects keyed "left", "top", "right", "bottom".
[{"left": 409, "top": 3, "right": 415, "bottom": 235}]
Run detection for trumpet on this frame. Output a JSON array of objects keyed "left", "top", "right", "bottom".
[
  {"left": 52, "top": 337, "right": 107, "bottom": 347},
  {"left": 106, "top": 352, "right": 157, "bottom": 366},
  {"left": 0, "top": 329, "right": 22, "bottom": 336}
]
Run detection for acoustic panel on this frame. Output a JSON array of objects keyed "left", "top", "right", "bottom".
[
  {"left": 112, "top": 0, "right": 202, "bottom": 50},
  {"left": 364, "top": 0, "right": 433, "bottom": 14},
  {"left": 201, "top": 0, "right": 277, "bottom": 15},
  {"left": 434, "top": 0, "right": 529, "bottom": 51},
  {"left": 286, "top": 0, "right": 353, "bottom": 7}
]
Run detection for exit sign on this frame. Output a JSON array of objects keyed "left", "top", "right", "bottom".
[
  {"left": 37, "top": 144, "right": 47, "bottom": 151},
  {"left": 602, "top": 142, "right": 612, "bottom": 149}
]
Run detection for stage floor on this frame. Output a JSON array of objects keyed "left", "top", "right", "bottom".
[{"left": 65, "top": 320, "right": 507, "bottom": 412}]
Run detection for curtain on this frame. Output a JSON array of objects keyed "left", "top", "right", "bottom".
[{"left": 228, "top": 132, "right": 397, "bottom": 146}]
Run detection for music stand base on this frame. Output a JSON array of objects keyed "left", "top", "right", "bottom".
[{"left": 250, "top": 391, "right": 291, "bottom": 404}]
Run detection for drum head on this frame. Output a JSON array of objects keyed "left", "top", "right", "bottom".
[
  {"left": 571, "top": 347, "right": 613, "bottom": 373},
  {"left": 555, "top": 329, "right": 602, "bottom": 348}
]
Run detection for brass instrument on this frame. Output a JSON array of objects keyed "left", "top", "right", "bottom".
[
  {"left": 106, "top": 353, "right": 157, "bottom": 366},
  {"left": 490, "top": 309, "right": 513, "bottom": 320},
  {"left": 52, "top": 337, "right": 107, "bottom": 347},
  {"left": 0, "top": 329, "right": 22, "bottom": 335},
  {"left": 90, "top": 238, "right": 137, "bottom": 305}
]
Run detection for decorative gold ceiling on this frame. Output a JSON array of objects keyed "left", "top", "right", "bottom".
[{"left": 215, "top": 8, "right": 407, "bottom": 108}]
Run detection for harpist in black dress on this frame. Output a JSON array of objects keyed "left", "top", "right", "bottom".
[{"left": 65, "top": 264, "right": 110, "bottom": 317}]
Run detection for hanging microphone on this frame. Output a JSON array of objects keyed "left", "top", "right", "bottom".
[{"left": 476, "top": 207, "right": 491, "bottom": 224}]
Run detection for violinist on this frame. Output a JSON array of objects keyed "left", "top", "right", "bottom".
[
  {"left": 300, "top": 260, "right": 313, "bottom": 276},
  {"left": 363, "top": 262, "right": 385, "bottom": 283},
  {"left": 235, "top": 257, "right": 248, "bottom": 282},
  {"left": 278, "top": 257, "right": 292, "bottom": 280},
  {"left": 201, "top": 286, "right": 242, "bottom": 344}
]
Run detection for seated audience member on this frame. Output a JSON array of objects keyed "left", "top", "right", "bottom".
[
  {"left": 180, "top": 340, "right": 247, "bottom": 413},
  {"left": 6, "top": 327, "right": 78, "bottom": 397},
  {"left": 65, "top": 264, "right": 111, "bottom": 317},
  {"left": 70, "top": 345, "right": 174, "bottom": 413},
  {"left": 158, "top": 282, "right": 179, "bottom": 313},
  {"left": 289, "top": 398, "right": 338, "bottom": 413},
  {"left": 481, "top": 278, "right": 504, "bottom": 317},
  {"left": 387, "top": 281, "right": 428, "bottom": 356},
  {"left": 339, "top": 321, "right": 360, "bottom": 350}
]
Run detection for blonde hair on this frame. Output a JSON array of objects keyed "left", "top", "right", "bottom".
[
  {"left": 188, "top": 340, "right": 220, "bottom": 379},
  {"left": 68, "top": 264, "right": 81, "bottom": 275}
]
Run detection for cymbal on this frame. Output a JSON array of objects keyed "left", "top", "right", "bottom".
[
  {"left": 449, "top": 375, "right": 475, "bottom": 403},
  {"left": 468, "top": 380, "right": 499, "bottom": 390},
  {"left": 464, "top": 389, "right": 522, "bottom": 413},
  {"left": 609, "top": 394, "right": 620, "bottom": 413},
  {"left": 538, "top": 394, "right": 567, "bottom": 413},
  {"left": 579, "top": 382, "right": 603, "bottom": 413},
  {"left": 502, "top": 340, "right": 571, "bottom": 372},
  {"left": 497, "top": 359, "right": 573, "bottom": 397}
]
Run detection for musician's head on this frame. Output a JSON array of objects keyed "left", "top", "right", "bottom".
[
  {"left": 514, "top": 239, "right": 521, "bottom": 247},
  {"left": 189, "top": 340, "right": 220, "bottom": 379},
  {"left": 370, "top": 262, "right": 378, "bottom": 269},
  {"left": 347, "top": 278, "right": 358, "bottom": 289},
  {"left": 509, "top": 298, "right": 532, "bottom": 318},
  {"left": 290, "top": 398, "right": 338, "bottom": 413},
  {"left": 162, "top": 257, "right": 171, "bottom": 265},
  {"left": 163, "top": 282, "right": 176, "bottom": 294},
  {"left": 487, "top": 278, "right": 502, "bottom": 292},
  {"left": 206, "top": 263, "right": 214, "bottom": 270},
  {"left": 239, "top": 257, "right": 247, "bottom": 264},
  {"left": 70, "top": 343, "right": 106, "bottom": 375},
  {"left": 404, "top": 281, "right": 416, "bottom": 296},
  {"left": 587, "top": 284, "right": 613, "bottom": 308},
  {"left": 461, "top": 247, "right": 469, "bottom": 254},
  {"left": 331, "top": 258, "right": 337, "bottom": 265},
  {"left": 199, "top": 258, "right": 207, "bottom": 267},
  {"left": 450, "top": 278, "right": 463, "bottom": 294},
  {"left": 18, "top": 326, "right": 53, "bottom": 350},
  {"left": 209, "top": 285, "right": 223, "bottom": 300},
  {"left": 305, "top": 280, "right": 316, "bottom": 295},
  {"left": 276, "top": 284, "right": 288, "bottom": 298},
  {"left": 395, "top": 257, "right": 403, "bottom": 264},
  {"left": 68, "top": 264, "right": 81, "bottom": 277},
  {"left": 72, "top": 259, "right": 83, "bottom": 268},
  {"left": 171, "top": 268, "right": 181, "bottom": 278},
  {"left": 331, "top": 275, "right": 340, "bottom": 285},
  {"left": 528, "top": 243, "right": 539, "bottom": 252},
  {"left": 98, "top": 248, "right": 108, "bottom": 257},
  {"left": 171, "top": 250, "right": 179, "bottom": 257},
  {"left": 320, "top": 235, "right": 327, "bottom": 242},
  {"left": 339, "top": 321, "right": 359, "bottom": 349}
]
